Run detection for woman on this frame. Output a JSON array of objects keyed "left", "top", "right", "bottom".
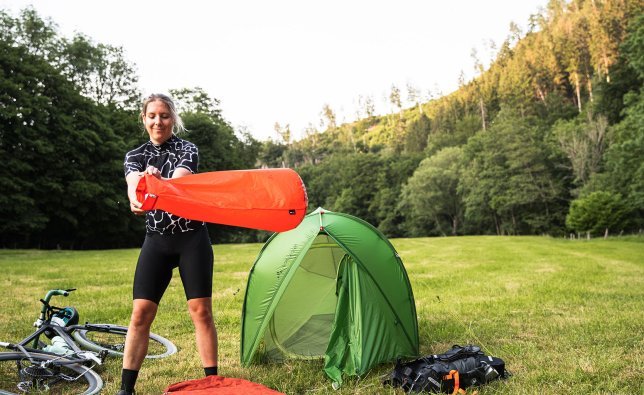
[{"left": 118, "top": 94, "right": 217, "bottom": 395}]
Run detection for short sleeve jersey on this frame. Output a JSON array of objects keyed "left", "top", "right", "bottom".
[{"left": 124, "top": 134, "right": 204, "bottom": 235}]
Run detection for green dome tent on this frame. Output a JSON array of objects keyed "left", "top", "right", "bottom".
[{"left": 240, "top": 208, "right": 419, "bottom": 386}]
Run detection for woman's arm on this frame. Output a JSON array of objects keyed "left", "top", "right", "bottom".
[
  {"left": 171, "top": 167, "right": 192, "bottom": 179},
  {"left": 143, "top": 165, "right": 192, "bottom": 180},
  {"left": 126, "top": 166, "right": 192, "bottom": 215},
  {"left": 126, "top": 171, "right": 145, "bottom": 215}
]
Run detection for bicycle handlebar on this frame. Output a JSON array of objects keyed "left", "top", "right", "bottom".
[
  {"left": 38, "top": 288, "right": 77, "bottom": 321},
  {"left": 44, "top": 288, "right": 76, "bottom": 302}
]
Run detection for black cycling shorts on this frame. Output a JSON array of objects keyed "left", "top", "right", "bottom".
[{"left": 133, "top": 226, "right": 214, "bottom": 304}]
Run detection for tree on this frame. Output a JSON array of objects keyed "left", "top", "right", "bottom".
[
  {"left": 496, "top": 39, "right": 535, "bottom": 115},
  {"left": 471, "top": 48, "right": 490, "bottom": 131},
  {"left": 400, "top": 147, "right": 465, "bottom": 236},
  {"left": 257, "top": 139, "right": 287, "bottom": 168},
  {"left": 591, "top": 13, "right": 644, "bottom": 230},
  {"left": 1, "top": 8, "right": 59, "bottom": 60},
  {"left": 61, "top": 36, "right": 139, "bottom": 110},
  {"left": 359, "top": 94, "right": 376, "bottom": 119},
  {"left": 548, "top": 0, "right": 593, "bottom": 112},
  {"left": 404, "top": 114, "right": 431, "bottom": 153},
  {"left": 522, "top": 24, "right": 563, "bottom": 104},
  {"left": 461, "top": 109, "right": 566, "bottom": 235},
  {"left": 425, "top": 114, "right": 480, "bottom": 156},
  {"left": 320, "top": 103, "right": 337, "bottom": 130},
  {"left": 0, "top": 42, "right": 52, "bottom": 242},
  {"left": 0, "top": 37, "right": 135, "bottom": 248},
  {"left": 328, "top": 154, "right": 382, "bottom": 224},
  {"left": 388, "top": 84, "right": 402, "bottom": 116},
  {"left": 552, "top": 111, "right": 609, "bottom": 189},
  {"left": 181, "top": 113, "right": 254, "bottom": 172},
  {"left": 406, "top": 82, "right": 422, "bottom": 114},
  {"left": 584, "top": 0, "right": 628, "bottom": 83},
  {"left": 273, "top": 122, "right": 291, "bottom": 146},
  {"left": 566, "top": 191, "right": 630, "bottom": 237},
  {"left": 368, "top": 153, "right": 422, "bottom": 237},
  {"left": 172, "top": 87, "right": 223, "bottom": 119}
]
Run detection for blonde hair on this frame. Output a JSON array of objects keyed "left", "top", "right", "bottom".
[{"left": 141, "top": 93, "right": 186, "bottom": 134}]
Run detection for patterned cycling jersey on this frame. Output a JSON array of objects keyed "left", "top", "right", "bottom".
[{"left": 124, "top": 134, "right": 204, "bottom": 235}]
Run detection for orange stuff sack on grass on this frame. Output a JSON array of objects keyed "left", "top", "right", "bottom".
[
  {"left": 136, "top": 168, "right": 307, "bottom": 232},
  {"left": 163, "top": 375, "right": 285, "bottom": 395}
]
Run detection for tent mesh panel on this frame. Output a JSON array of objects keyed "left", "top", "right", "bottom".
[{"left": 264, "top": 234, "right": 344, "bottom": 360}]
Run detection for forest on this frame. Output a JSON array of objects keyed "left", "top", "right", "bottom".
[{"left": 1, "top": 0, "right": 642, "bottom": 249}]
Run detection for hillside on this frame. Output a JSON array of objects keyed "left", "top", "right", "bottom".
[{"left": 264, "top": 0, "right": 644, "bottom": 238}]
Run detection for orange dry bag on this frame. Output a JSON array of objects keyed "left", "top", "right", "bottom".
[{"left": 136, "top": 168, "right": 307, "bottom": 232}]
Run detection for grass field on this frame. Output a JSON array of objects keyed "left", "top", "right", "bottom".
[{"left": 0, "top": 236, "right": 642, "bottom": 394}]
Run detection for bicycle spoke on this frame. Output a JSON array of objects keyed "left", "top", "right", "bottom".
[
  {"left": 81, "top": 329, "right": 167, "bottom": 356},
  {"left": 82, "top": 330, "right": 126, "bottom": 352}
]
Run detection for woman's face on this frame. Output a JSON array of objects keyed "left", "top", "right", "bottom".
[{"left": 143, "top": 100, "right": 174, "bottom": 144}]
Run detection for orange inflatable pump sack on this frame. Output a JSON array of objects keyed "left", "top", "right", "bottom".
[
  {"left": 136, "top": 168, "right": 307, "bottom": 232},
  {"left": 163, "top": 375, "right": 285, "bottom": 394}
]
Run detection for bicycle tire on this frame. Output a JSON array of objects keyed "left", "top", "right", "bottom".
[
  {"left": 0, "top": 351, "right": 102, "bottom": 395},
  {"left": 73, "top": 324, "right": 177, "bottom": 359}
]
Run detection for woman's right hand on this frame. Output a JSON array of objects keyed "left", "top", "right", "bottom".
[
  {"left": 130, "top": 199, "right": 145, "bottom": 215},
  {"left": 146, "top": 165, "right": 162, "bottom": 179}
]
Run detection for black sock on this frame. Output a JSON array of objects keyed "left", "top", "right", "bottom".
[
  {"left": 204, "top": 366, "right": 218, "bottom": 376},
  {"left": 121, "top": 368, "right": 139, "bottom": 392}
]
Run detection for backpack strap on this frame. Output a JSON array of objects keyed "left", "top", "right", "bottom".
[
  {"left": 443, "top": 370, "right": 468, "bottom": 395},
  {"left": 436, "top": 345, "right": 484, "bottom": 363}
]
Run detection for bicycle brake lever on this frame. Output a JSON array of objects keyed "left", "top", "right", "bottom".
[{"left": 65, "top": 288, "right": 77, "bottom": 292}]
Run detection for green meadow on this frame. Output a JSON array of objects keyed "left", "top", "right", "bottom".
[{"left": 0, "top": 236, "right": 642, "bottom": 394}]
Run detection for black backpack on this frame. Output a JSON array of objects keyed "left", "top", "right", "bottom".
[{"left": 383, "top": 345, "right": 509, "bottom": 394}]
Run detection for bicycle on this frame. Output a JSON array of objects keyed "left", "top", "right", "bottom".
[{"left": 0, "top": 288, "right": 177, "bottom": 394}]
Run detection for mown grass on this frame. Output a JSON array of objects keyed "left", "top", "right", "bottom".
[{"left": 0, "top": 236, "right": 642, "bottom": 394}]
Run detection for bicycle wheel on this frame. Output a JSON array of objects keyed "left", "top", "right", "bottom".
[
  {"left": 73, "top": 324, "right": 177, "bottom": 359},
  {"left": 0, "top": 352, "right": 102, "bottom": 395}
]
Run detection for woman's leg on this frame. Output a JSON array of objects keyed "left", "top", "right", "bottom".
[
  {"left": 178, "top": 227, "right": 217, "bottom": 370},
  {"left": 120, "top": 233, "right": 173, "bottom": 393},
  {"left": 187, "top": 297, "right": 218, "bottom": 368},
  {"left": 123, "top": 299, "right": 159, "bottom": 369}
]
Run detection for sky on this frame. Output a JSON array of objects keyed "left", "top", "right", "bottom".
[{"left": 1, "top": 0, "right": 548, "bottom": 141}]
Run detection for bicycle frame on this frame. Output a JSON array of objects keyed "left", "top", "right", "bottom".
[
  {"left": 0, "top": 288, "right": 104, "bottom": 366},
  {"left": 1, "top": 288, "right": 176, "bottom": 393}
]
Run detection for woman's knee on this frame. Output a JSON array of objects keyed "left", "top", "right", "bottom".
[
  {"left": 188, "top": 299, "right": 214, "bottom": 324},
  {"left": 130, "top": 300, "right": 158, "bottom": 329}
]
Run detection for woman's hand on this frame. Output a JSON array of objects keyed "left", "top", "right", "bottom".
[
  {"left": 130, "top": 200, "right": 145, "bottom": 216},
  {"left": 126, "top": 171, "right": 146, "bottom": 215},
  {"left": 146, "top": 166, "right": 162, "bottom": 179}
]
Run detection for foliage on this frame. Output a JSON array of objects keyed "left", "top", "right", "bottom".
[
  {"left": 460, "top": 109, "right": 567, "bottom": 235},
  {"left": 551, "top": 111, "right": 609, "bottom": 189},
  {"left": 61, "top": 34, "right": 140, "bottom": 110},
  {"left": 588, "top": 12, "right": 644, "bottom": 231},
  {"left": 0, "top": 9, "right": 260, "bottom": 248},
  {"left": 287, "top": 0, "right": 642, "bottom": 238},
  {"left": 1, "top": 1, "right": 643, "bottom": 247},
  {"left": 0, "top": 38, "right": 137, "bottom": 248},
  {"left": 400, "top": 147, "right": 465, "bottom": 236},
  {"left": 403, "top": 113, "right": 431, "bottom": 153},
  {"left": 566, "top": 191, "right": 631, "bottom": 236}
]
